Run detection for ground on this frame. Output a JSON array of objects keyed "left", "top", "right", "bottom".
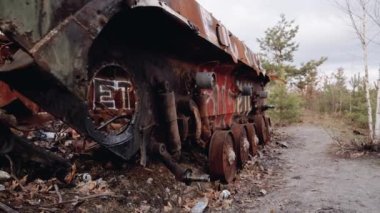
[{"left": 1, "top": 118, "right": 380, "bottom": 212}]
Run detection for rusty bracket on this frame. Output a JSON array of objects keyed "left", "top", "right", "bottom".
[
  {"left": 263, "top": 104, "right": 275, "bottom": 111},
  {"left": 149, "top": 142, "right": 209, "bottom": 184}
]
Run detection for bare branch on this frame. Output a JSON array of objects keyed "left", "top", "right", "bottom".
[
  {"left": 346, "top": 0, "right": 366, "bottom": 43},
  {"left": 333, "top": 0, "right": 367, "bottom": 43},
  {"left": 366, "top": 0, "right": 380, "bottom": 28}
]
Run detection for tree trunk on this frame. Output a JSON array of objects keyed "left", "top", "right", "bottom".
[
  {"left": 363, "top": 38, "right": 374, "bottom": 144},
  {"left": 342, "top": 0, "right": 374, "bottom": 144},
  {"left": 374, "top": 71, "right": 380, "bottom": 143},
  {"left": 363, "top": 7, "right": 374, "bottom": 144},
  {"left": 349, "top": 93, "right": 352, "bottom": 113}
]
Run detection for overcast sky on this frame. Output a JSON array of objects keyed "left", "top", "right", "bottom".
[{"left": 197, "top": 0, "right": 380, "bottom": 84}]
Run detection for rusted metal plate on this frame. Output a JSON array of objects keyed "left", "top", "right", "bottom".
[
  {"left": 0, "top": 0, "right": 92, "bottom": 49},
  {"left": 209, "top": 130, "right": 237, "bottom": 183},
  {"left": 197, "top": 66, "right": 253, "bottom": 129}
]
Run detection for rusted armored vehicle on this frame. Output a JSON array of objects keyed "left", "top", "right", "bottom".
[{"left": 0, "top": 0, "right": 271, "bottom": 183}]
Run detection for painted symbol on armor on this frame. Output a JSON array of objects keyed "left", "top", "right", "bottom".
[
  {"left": 236, "top": 81, "right": 253, "bottom": 114},
  {"left": 93, "top": 78, "right": 134, "bottom": 110}
]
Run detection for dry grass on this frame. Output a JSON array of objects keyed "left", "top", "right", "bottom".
[{"left": 300, "top": 110, "right": 380, "bottom": 157}]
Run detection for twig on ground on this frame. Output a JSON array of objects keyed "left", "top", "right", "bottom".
[
  {"left": 143, "top": 167, "right": 154, "bottom": 172},
  {"left": 54, "top": 184, "right": 63, "bottom": 203},
  {"left": 38, "top": 207, "right": 59, "bottom": 212}
]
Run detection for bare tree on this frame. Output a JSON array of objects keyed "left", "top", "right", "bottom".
[
  {"left": 369, "top": 0, "right": 380, "bottom": 26},
  {"left": 336, "top": 0, "right": 374, "bottom": 143},
  {"left": 365, "top": 0, "right": 380, "bottom": 143},
  {"left": 375, "top": 68, "right": 380, "bottom": 142}
]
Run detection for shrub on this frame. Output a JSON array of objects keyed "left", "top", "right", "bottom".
[{"left": 267, "top": 84, "right": 302, "bottom": 125}]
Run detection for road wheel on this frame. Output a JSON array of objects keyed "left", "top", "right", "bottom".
[
  {"left": 255, "top": 114, "right": 269, "bottom": 145},
  {"left": 245, "top": 123, "right": 258, "bottom": 156},
  {"left": 209, "top": 130, "right": 237, "bottom": 183},
  {"left": 231, "top": 124, "right": 250, "bottom": 168}
]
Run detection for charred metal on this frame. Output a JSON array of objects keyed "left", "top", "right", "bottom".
[{"left": 0, "top": 0, "right": 272, "bottom": 183}]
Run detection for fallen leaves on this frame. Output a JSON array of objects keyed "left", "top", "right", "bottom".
[{"left": 76, "top": 177, "right": 111, "bottom": 195}]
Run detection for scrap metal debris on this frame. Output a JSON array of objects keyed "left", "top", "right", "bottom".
[{"left": 191, "top": 197, "right": 209, "bottom": 213}]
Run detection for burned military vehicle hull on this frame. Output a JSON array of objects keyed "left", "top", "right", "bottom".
[{"left": 0, "top": 0, "right": 271, "bottom": 183}]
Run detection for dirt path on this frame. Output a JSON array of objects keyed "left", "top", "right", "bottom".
[{"left": 253, "top": 124, "right": 380, "bottom": 213}]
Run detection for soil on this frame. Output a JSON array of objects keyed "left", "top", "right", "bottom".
[{"left": 2, "top": 122, "right": 380, "bottom": 212}]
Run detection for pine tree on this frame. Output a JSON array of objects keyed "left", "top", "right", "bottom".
[
  {"left": 257, "top": 15, "right": 326, "bottom": 124},
  {"left": 257, "top": 14, "right": 299, "bottom": 67}
]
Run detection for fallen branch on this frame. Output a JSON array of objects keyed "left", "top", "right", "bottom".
[
  {"left": 54, "top": 184, "right": 63, "bottom": 203},
  {"left": 4, "top": 154, "right": 14, "bottom": 175},
  {"left": 0, "top": 201, "right": 18, "bottom": 213},
  {"left": 42, "top": 192, "right": 123, "bottom": 207},
  {"left": 4, "top": 154, "right": 25, "bottom": 192}
]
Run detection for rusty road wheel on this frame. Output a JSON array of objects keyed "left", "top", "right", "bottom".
[
  {"left": 264, "top": 116, "right": 272, "bottom": 143},
  {"left": 255, "top": 114, "right": 270, "bottom": 145},
  {"left": 209, "top": 130, "right": 237, "bottom": 183},
  {"left": 245, "top": 123, "right": 258, "bottom": 156},
  {"left": 231, "top": 124, "right": 250, "bottom": 168}
]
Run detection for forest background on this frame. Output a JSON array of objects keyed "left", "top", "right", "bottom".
[{"left": 261, "top": 0, "right": 380, "bottom": 146}]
